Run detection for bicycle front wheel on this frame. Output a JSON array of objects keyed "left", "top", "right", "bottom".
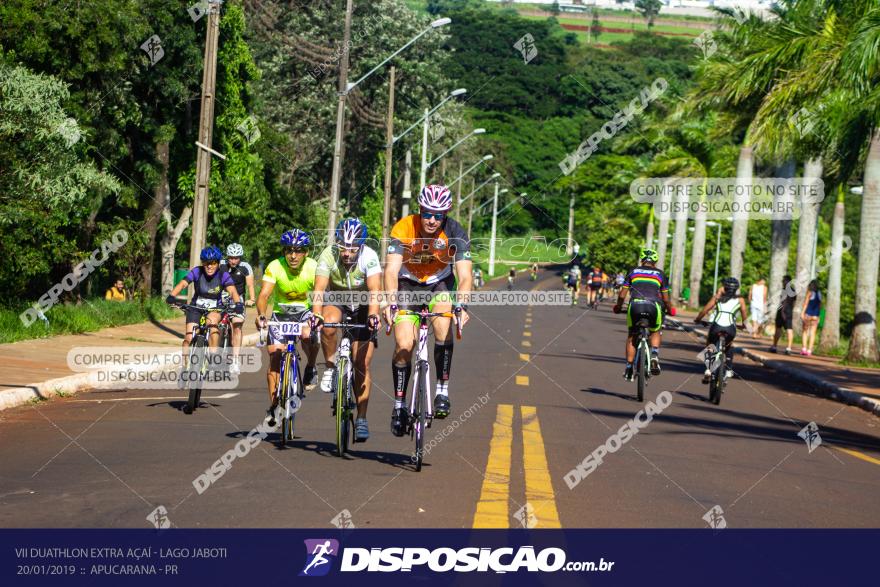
[
  {"left": 413, "top": 362, "right": 428, "bottom": 472},
  {"left": 335, "top": 359, "right": 349, "bottom": 457},
  {"left": 185, "top": 336, "right": 207, "bottom": 414},
  {"left": 279, "top": 353, "right": 295, "bottom": 446}
]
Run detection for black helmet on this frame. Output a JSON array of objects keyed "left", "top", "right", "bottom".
[{"left": 722, "top": 277, "right": 740, "bottom": 294}]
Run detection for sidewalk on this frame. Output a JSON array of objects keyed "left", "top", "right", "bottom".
[
  {"left": 1, "top": 316, "right": 260, "bottom": 411},
  {"left": 669, "top": 306, "right": 880, "bottom": 416}
]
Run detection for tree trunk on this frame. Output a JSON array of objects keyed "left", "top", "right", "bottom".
[
  {"left": 793, "top": 157, "right": 823, "bottom": 335},
  {"left": 847, "top": 129, "right": 880, "bottom": 362},
  {"left": 139, "top": 141, "right": 170, "bottom": 298},
  {"left": 160, "top": 206, "right": 192, "bottom": 297},
  {"left": 656, "top": 186, "right": 671, "bottom": 270},
  {"left": 670, "top": 190, "right": 689, "bottom": 302},
  {"left": 688, "top": 206, "right": 707, "bottom": 308},
  {"left": 729, "top": 145, "right": 753, "bottom": 281},
  {"left": 819, "top": 193, "right": 845, "bottom": 352},
  {"left": 645, "top": 207, "right": 655, "bottom": 248},
  {"left": 769, "top": 159, "right": 795, "bottom": 320}
]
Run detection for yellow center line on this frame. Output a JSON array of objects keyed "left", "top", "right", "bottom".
[
  {"left": 519, "top": 353, "right": 530, "bottom": 362},
  {"left": 521, "top": 340, "right": 532, "bottom": 348},
  {"left": 516, "top": 375, "right": 529, "bottom": 386},
  {"left": 473, "top": 404, "right": 514, "bottom": 528},
  {"left": 834, "top": 447, "right": 880, "bottom": 466},
  {"left": 523, "top": 331, "right": 532, "bottom": 337},
  {"left": 520, "top": 406, "right": 561, "bottom": 528}
]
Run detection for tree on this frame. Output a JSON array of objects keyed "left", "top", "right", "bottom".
[
  {"left": 819, "top": 186, "right": 846, "bottom": 351},
  {"left": 0, "top": 57, "right": 120, "bottom": 299},
  {"left": 634, "top": 0, "right": 662, "bottom": 29},
  {"left": 590, "top": 8, "right": 602, "bottom": 44}
]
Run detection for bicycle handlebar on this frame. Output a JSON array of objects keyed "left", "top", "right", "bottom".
[{"left": 384, "top": 308, "right": 463, "bottom": 340}]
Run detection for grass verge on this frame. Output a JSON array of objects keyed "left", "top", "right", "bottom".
[{"left": 0, "top": 297, "right": 179, "bottom": 344}]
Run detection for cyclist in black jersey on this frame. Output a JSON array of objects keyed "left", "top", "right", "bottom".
[{"left": 220, "top": 243, "right": 256, "bottom": 374}]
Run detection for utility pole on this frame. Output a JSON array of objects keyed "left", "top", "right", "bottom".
[
  {"left": 419, "top": 108, "right": 429, "bottom": 189},
  {"left": 381, "top": 66, "right": 396, "bottom": 263},
  {"left": 489, "top": 181, "right": 499, "bottom": 276},
  {"left": 402, "top": 148, "right": 412, "bottom": 219},
  {"left": 467, "top": 176, "right": 475, "bottom": 233},
  {"left": 566, "top": 193, "right": 575, "bottom": 256},
  {"left": 326, "top": 0, "right": 354, "bottom": 236},
  {"left": 454, "top": 160, "right": 463, "bottom": 219},
  {"left": 188, "top": 0, "right": 223, "bottom": 273}
]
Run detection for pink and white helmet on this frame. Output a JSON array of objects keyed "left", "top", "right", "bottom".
[{"left": 418, "top": 184, "right": 453, "bottom": 213}]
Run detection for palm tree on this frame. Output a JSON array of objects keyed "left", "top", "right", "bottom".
[
  {"left": 734, "top": 0, "right": 880, "bottom": 360},
  {"left": 792, "top": 157, "right": 823, "bottom": 335},
  {"left": 819, "top": 185, "right": 846, "bottom": 351},
  {"left": 647, "top": 114, "right": 738, "bottom": 306}
]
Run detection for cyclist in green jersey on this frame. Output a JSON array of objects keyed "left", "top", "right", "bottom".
[
  {"left": 311, "top": 218, "right": 382, "bottom": 442},
  {"left": 255, "top": 229, "right": 319, "bottom": 423}
]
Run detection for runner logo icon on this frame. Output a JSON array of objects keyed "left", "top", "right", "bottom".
[{"left": 300, "top": 539, "right": 339, "bottom": 577}]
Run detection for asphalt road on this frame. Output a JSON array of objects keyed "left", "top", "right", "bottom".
[{"left": 2, "top": 270, "right": 879, "bottom": 529}]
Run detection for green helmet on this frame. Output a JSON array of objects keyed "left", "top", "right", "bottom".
[{"left": 640, "top": 247, "right": 659, "bottom": 263}]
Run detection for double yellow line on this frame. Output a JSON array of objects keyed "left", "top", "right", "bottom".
[{"left": 472, "top": 404, "right": 561, "bottom": 528}]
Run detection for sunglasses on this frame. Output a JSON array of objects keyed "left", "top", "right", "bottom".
[
  {"left": 203, "top": 261, "right": 219, "bottom": 267},
  {"left": 284, "top": 247, "right": 308, "bottom": 254},
  {"left": 420, "top": 212, "right": 446, "bottom": 221}
]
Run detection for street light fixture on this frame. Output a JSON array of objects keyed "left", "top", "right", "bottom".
[
  {"left": 428, "top": 128, "right": 486, "bottom": 168},
  {"left": 393, "top": 88, "right": 467, "bottom": 145},
  {"left": 346, "top": 18, "right": 451, "bottom": 93}
]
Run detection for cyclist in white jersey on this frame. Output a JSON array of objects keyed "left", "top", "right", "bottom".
[{"left": 694, "top": 277, "right": 748, "bottom": 382}]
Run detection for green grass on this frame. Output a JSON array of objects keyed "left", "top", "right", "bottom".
[
  {"left": 0, "top": 297, "right": 179, "bottom": 344},
  {"left": 471, "top": 233, "right": 570, "bottom": 277}
]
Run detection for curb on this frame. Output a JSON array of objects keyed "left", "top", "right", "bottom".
[
  {"left": 0, "top": 332, "right": 262, "bottom": 413},
  {"left": 666, "top": 318, "right": 880, "bottom": 418}
]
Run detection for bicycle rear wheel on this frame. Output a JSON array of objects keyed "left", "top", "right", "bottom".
[
  {"left": 636, "top": 340, "right": 647, "bottom": 403},
  {"left": 710, "top": 351, "right": 724, "bottom": 405},
  {"left": 184, "top": 336, "right": 207, "bottom": 414}
]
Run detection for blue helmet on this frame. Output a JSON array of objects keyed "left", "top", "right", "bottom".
[
  {"left": 335, "top": 217, "right": 368, "bottom": 247},
  {"left": 199, "top": 246, "right": 223, "bottom": 262},
  {"left": 280, "top": 228, "right": 311, "bottom": 248}
]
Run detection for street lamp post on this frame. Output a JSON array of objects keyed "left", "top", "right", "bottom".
[{"left": 489, "top": 182, "right": 500, "bottom": 277}]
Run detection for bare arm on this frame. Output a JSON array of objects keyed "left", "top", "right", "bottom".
[
  {"left": 695, "top": 296, "right": 717, "bottom": 322},
  {"left": 311, "top": 275, "right": 330, "bottom": 319},
  {"left": 256, "top": 280, "right": 275, "bottom": 329},
  {"left": 246, "top": 274, "right": 256, "bottom": 305}
]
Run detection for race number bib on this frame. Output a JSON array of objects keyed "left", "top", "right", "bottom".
[{"left": 275, "top": 322, "right": 302, "bottom": 336}]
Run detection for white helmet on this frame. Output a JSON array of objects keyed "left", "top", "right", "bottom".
[
  {"left": 418, "top": 184, "right": 453, "bottom": 213},
  {"left": 226, "top": 243, "right": 244, "bottom": 257}
]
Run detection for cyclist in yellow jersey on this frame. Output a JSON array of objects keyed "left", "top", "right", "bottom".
[{"left": 255, "top": 229, "right": 319, "bottom": 424}]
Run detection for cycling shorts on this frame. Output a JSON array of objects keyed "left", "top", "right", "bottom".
[
  {"left": 267, "top": 307, "right": 312, "bottom": 347},
  {"left": 626, "top": 299, "right": 663, "bottom": 333}
]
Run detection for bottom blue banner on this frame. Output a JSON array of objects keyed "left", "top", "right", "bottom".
[{"left": 1, "top": 529, "right": 873, "bottom": 586}]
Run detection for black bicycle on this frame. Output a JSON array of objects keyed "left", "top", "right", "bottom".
[
  {"left": 698, "top": 321, "right": 745, "bottom": 405},
  {"left": 172, "top": 302, "right": 234, "bottom": 414}
]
